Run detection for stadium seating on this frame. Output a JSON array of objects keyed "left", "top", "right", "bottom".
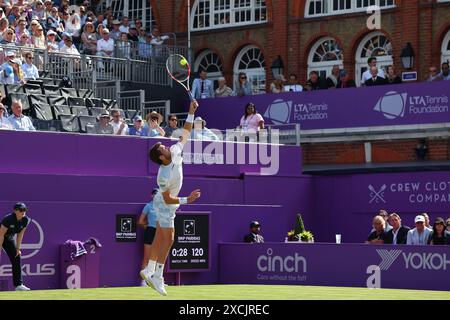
[
  {"left": 71, "top": 106, "right": 90, "bottom": 116},
  {"left": 60, "top": 87, "right": 79, "bottom": 98},
  {"left": 24, "top": 83, "right": 43, "bottom": 95},
  {"left": 44, "top": 85, "right": 61, "bottom": 96},
  {"left": 52, "top": 105, "right": 72, "bottom": 119},
  {"left": 60, "top": 114, "right": 80, "bottom": 132},
  {"left": 78, "top": 115, "right": 97, "bottom": 133},
  {"left": 48, "top": 96, "right": 68, "bottom": 106}
]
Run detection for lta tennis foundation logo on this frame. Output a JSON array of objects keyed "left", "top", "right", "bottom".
[
  {"left": 373, "top": 91, "right": 407, "bottom": 119},
  {"left": 263, "top": 99, "right": 292, "bottom": 124}
]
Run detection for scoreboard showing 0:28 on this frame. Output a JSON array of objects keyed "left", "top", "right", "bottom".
[{"left": 168, "top": 213, "right": 210, "bottom": 271}]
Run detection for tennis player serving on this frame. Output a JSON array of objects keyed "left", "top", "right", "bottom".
[{"left": 142, "top": 100, "right": 201, "bottom": 295}]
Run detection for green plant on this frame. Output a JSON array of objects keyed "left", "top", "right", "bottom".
[
  {"left": 299, "top": 231, "right": 314, "bottom": 242},
  {"left": 287, "top": 214, "right": 314, "bottom": 242}
]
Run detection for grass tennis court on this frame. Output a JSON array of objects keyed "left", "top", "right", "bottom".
[{"left": 0, "top": 285, "right": 449, "bottom": 300}]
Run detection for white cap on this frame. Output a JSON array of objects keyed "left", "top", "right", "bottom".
[{"left": 414, "top": 215, "right": 425, "bottom": 223}]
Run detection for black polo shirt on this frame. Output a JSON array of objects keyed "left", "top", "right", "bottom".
[{"left": 1, "top": 213, "right": 29, "bottom": 239}]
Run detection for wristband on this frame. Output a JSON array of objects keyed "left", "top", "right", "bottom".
[
  {"left": 179, "top": 197, "right": 188, "bottom": 204},
  {"left": 186, "top": 114, "right": 194, "bottom": 124}
]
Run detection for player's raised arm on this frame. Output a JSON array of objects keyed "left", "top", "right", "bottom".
[{"left": 179, "top": 100, "right": 199, "bottom": 142}]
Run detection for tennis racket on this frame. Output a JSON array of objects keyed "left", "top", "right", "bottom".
[{"left": 166, "top": 54, "right": 194, "bottom": 102}]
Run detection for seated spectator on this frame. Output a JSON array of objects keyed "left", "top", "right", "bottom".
[
  {"left": 96, "top": 28, "right": 114, "bottom": 70},
  {"left": 32, "top": 0, "right": 45, "bottom": 21},
  {"left": 11, "top": 58, "right": 25, "bottom": 85},
  {"left": 81, "top": 22, "right": 97, "bottom": 55},
  {"left": 96, "top": 24, "right": 105, "bottom": 40},
  {"left": 306, "top": 71, "right": 327, "bottom": 90},
  {"left": 364, "top": 66, "right": 386, "bottom": 86},
  {"left": 385, "top": 65, "right": 402, "bottom": 84},
  {"left": 191, "top": 117, "right": 219, "bottom": 141},
  {"left": 150, "top": 26, "right": 168, "bottom": 43},
  {"left": 60, "top": 35, "right": 80, "bottom": 57},
  {"left": 145, "top": 111, "right": 165, "bottom": 137},
  {"left": 239, "top": 102, "right": 264, "bottom": 143},
  {"left": 0, "top": 103, "right": 13, "bottom": 130},
  {"left": 110, "top": 109, "right": 129, "bottom": 136},
  {"left": 138, "top": 27, "right": 147, "bottom": 43},
  {"left": 361, "top": 57, "right": 385, "bottom": 85},
  {"left": 22, "top": 53, "right": 39, "bottom": 80},
  {"left": 28, "top": 19, "right": 39, "bottom": 35},
  {"left": 370, "top": 210, "right": 392, "bottom": 233},
  {"left": 428, "top": 217, "right": 450, "bottom": 245},
  {"left": 439, "top": 62, "right": 450, "bottom": 81},
  {"left": 336, "top": 70, "right": 356, "bottom": 88},
  {"left": 110, "top": 19, "right": 121, "bottom": 40},
  {"left": 425, "top": 66, "right": 442, "bottom": 82},
  {"left": 407, "top": 215, "right": 432, "bottom": 245},
  {"left": 117, "top": 32, "right": 132, "bottom": 59},
  {"left": 365, "top": 215, "right": 386, "bottom": 244},
  {"left": 283, "top": 73, "right": 303, "bottom": 92},
  {"left": 421, "top": 212, "right": 432, "bottom": 231},
  {"left": 46, "top": 29, "right": 59, "bottom": 51},
  {"left": 8, "top": 100, "right": 36, "bottom": 131},
  {"left": 191, "top": 69, "right": 214, "bottom": 100},
  {"left": 8, "top": 5, "right": 21, "bottom": 26},
  {"left": 128, "top": 115, "right": 148, "bottom": 136},
  {"left": 0, "top": 65, "right": 14, "bottom": 84},
  {"left": 94, "top": 111, "right": 114, "bottom": 135},
  {"left": 215, "top": 76, "right": 233, "bottom": 97},
  {"left": 16, "top": 32, "right": 32, "bottom": 47},
  {"left": 384, "top": 213, "right": 410, "bottom": 244},
  {"left": 234, "top": 72, "right": 253, "bottom": 96},
  {"left": 31, "top": 24, "right": 46, "bottom": 49},
  {"left": 15, "top": 17, "right": 29, "bottom": 42},
  {"left": 163, "top": 114, "right": 179, "bottom": 138},
  {"left": 0, "top": 18, "right": 9, "bottom": 37},
  {"left": 447, "top": 218, "right": 450, "bottom": 232},
  {"left": 127, "top": 23, "right": 139, "bottom": 42},
  {"left": 326, "top": 65, "right": 340, "bottom": 89},
  {"left": 270, "top": 74, "right": 285, "bottom": 93},
  {"left": 64, "top": 11, "right": 81, "bottom": 39},
  {"left": 244, "top": 221, "right": 264, "bottom": 243},
  {"left": 1, "top": 28, "right": 15, "bottom": 44}
]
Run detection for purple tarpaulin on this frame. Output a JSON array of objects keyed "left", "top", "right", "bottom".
[{"left": 195, "top": 81, "right": 450, "bottom": 130}]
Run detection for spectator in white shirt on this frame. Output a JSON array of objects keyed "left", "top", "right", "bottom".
[
  {"left": 60, "top": 35, "right": 80, "bottom": 57},
  {"left": 361, "top": 57, "right": 385, "bottom": 86},
  {"left": 96, "top": 28, "right": 114, "bottom": 70},
  {"left": 0, "top": 103, "right": 13, "bottom": 130},
  {"left": 407, "top": 215, "right": 432, "bottom": 245},
  {"left": 283, "top": 73, "right": 303, "bottom": 92},
  {"left": 119, "top": 16, "right": 129, "bottom": 34},
  {"left": 0, "top": 64, "right": 14, "bottom": 84},
  {"left": 8, "top": 100, "right": 36, "bottom": 131},
  {"left": 21, "top": 52, "right": 39, "bottom": 80},
  {"left": 421, "top": 212, "right": 433, "bottom": 231},
  {"left": 110, "top": 109, "right": 129, "bottom": 136}
]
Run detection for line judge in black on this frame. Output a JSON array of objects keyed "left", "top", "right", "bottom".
[
  {"left": 0, "top": 202, "right": 31, "bottom": 291},
  {"left": 244, "top": 221, "right": 265, "bottom": 243}
]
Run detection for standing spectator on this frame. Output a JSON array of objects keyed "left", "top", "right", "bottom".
[
  {"left": 128, "top": 116, "right": 148, "bottom": 136},
  {"left": 428, "top": 217, "right": 450, "bottom": 245},
  {"left": 138, "top": 27, "right": 147, "bottom": 43},
  {"left": 244, "top": 221, "right": 264, "bottom": 243},
  {"left": 0, "top": 103, "right": 13, "bottom": 130},
  {"left": 336, "top": 70, "right": 356, "bottom": 88},
  {"left": 117, "top": 32, "right": 131, "bottom": 59},
  {"left": 110, "top": 109, "right": 129, "bottom": 136},
  {"left": 306, "top": 71, "right": 327, "bottom": 90},
  {"left": 150, "top": 26, "right": 169, "bottom": 43},
  {"left": 215, "top": 76, "right": 233, "bottom": 97},
  {"left": 239, "top": 102, "right": 264, "bottom": 137},
  {"left": 127, "top": 23, "right": 139, "bottom": 42},
  {"left": 425, "top": 66, "right": 442, "bottom": 82},
  {"left": 79, "top": 6, "right": 87, "bottom": 26},
  {"left": 119, "top": 16, "right": 129, "bottom": 34},
  {"left": 96, "top": 27, "right": 114, "bottom": 71},
  {"left": 385, "top": 65, "right": 402, "bottom": 84},
  {"left": 94, "top": 111, "right": 114, "bottom": 135},
  {"left": 96, "top": 24, "right": 105, "bottom": 40},
  {"left": 421, "top": 212, "right": 432, "bottom": 231},
  {"left": 137, "top": 33, "right": 152, "bottom": 59},
  {"left": 361, "top": 57, "right": 385, "bottom": 85},
  {"left": 439, "top": 62, "right": 450, "bottom": 81},
  {"left": 283, "top": 73, "right": 303, "bottom": 92},
  {"left": 163, "top": 114, "right": 179, "bottom": 138},
  {"left": 407, "top": 215, "right": 432, "bottom": 245},
  {"left": 365, "top": 215, "right": 386, "bottom": 244},
  {"left": 22, "top": 52, "right": 39, "bottom": 80},
  {"left": 145, "top": 111, "right": 165, "bottom": 137},
  {"left": 80, "top": 21, "right": 96, "bottom": 55},
  {"left": 384, "top": 213, "right": 410, "bottom": 245},
  {"left": 270, "top": 74, "right": 285, "bottom": 93},
  {"left": 8, "top": 100, "right": 36, "bottom": 131},
  {"left": 191, "top": 69, "right": 214, "bottom": 99},
  {"left": 110, "top": 19, "right": 121, "bottom": 40},
  {"left": 0, "top": 202, "right": 32, "bottom": 291},
  {"left": 234, "top": 72, "right": 253, "bottom": 96},
  {"left": 364, "top": 66, "right": 386, "bottom": 86},
  {"left": 134, "top": 19, "right": 143, "bottom": 34},
  {"left": 326, "top": 65, "right": 340, "bottom": 89}
]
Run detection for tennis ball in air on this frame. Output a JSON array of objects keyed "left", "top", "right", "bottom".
[{"left": 180, "top": 59, "right": 188, "bottom": 66}]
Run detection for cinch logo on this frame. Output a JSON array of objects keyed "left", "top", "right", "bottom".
[
  {"left": 374, "top": 91, "right": 407, "bottom": 119},
  {"left": 376, "top": 249, "right": 402, "bottom": 270},
  {"left": 257, "top": 248, "right": 306, "bottom": 273},
  {"left": 368, "top": 184, "right": 387, "bottom": 204},
  {"left": 263, "top": 99, "right": 292, "bottom": 125}
]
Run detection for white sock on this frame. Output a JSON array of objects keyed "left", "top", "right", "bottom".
[
  {"left": 146, "top": 260, "right": 157, "bottom": 274},
  {"left": 154, "top": 263, "right": 164, "bottom": 278}
]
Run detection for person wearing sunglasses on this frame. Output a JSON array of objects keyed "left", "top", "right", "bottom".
[
  {"left": 428, "top": 217, "right": 450, "bottom": 245},
  {"left": 234, "top": 72, "right": 253, "bottom": 97},
  {"left": 22, "top": 53, "right": 39, "bottom": 80},
  {"left": 163, "top": 114, "right": 179, "bottom": 138}
]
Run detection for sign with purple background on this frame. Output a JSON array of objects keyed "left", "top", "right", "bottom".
[{"left": 196, "top": 81, "right": 450, "bottom": 130}]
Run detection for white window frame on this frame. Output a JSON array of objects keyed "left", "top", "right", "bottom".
[
  {"left": 355, "top": 32, "right": 393, "bottom": 86},
  {"left": 442, "top": 30, "right": 450, "bottom": 65},
  {"left": 233, "top": 45, "right": 266, "bottom": 95},
  {"left": 191, "top": 0, "right": 267, "bottom": 31},
  {"left": 307, "top": 37, "right": 344, "bottom": 79},
  {"left": 305, "top": 0, "right": 395, "bottom": 18},
  {"left": 106, "top": 0, "right": 155, "bottom": 30},
  {"left": 194, "top": 50, "right": 224, "bottom": 89}
]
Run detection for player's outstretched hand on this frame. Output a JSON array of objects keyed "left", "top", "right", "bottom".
[
  {"left": 188, "top": 189, "right": 201, "bottom": 203},
  {"left": 189, "top": 100, "right": 199, "bottom": 114}
]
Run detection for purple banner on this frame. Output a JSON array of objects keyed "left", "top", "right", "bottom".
[
  {"left": 196, "top": 81, "right": 450, "bottom": 130},
  {"left": 219, "top": 243, "right": 450, "bottom": 291}
]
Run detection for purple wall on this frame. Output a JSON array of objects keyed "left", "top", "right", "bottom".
[{"left": 195, "top": 81, "right": 450, "bottom": 130}]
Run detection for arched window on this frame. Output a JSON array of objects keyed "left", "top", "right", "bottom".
[
  {"left": 305, "top": 0, "right": 395, "bottom": 18},
  {"left": 191, "top": 0, "right": 267, "bottom": 31},
  {"left": 233, "top": 45, "right": 266, "bottom": 94},
  {"left": 106, "top": 0, "right": 156, "bottom": 30},
  {"left": 194, "top": 50, "right": 224, "bottom": 89},
  {"left": 355, "top": 32, "right": 393, "bottom": 86},
  {"left": 307, "top": 37, "right": 344, "bottom": 79},
  {"left": 442, "top": 30, "right": 450, "bottom": 64}
]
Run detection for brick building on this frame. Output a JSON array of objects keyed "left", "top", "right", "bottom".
[{"left": 150, "top": 0, "right": 450, "bottom": 91}]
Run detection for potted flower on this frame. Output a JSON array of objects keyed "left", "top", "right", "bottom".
[{"left": 286, "top": 214, "right": 314, "bottom": 243}]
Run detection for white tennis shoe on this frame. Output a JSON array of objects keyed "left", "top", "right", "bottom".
[
  {"left": 15, "top": 284, "right": 31, "bottom": 291},
  {"left": 149, "top": 275, "right": 167, "bottom": 296}
]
